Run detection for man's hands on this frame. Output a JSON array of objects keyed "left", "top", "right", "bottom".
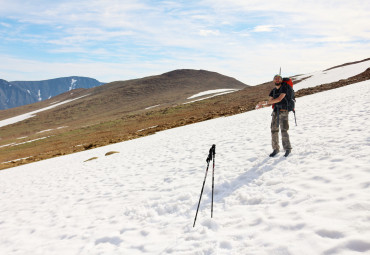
[
  {"left": 256, "top": 101, "right": 268, "bottom": 109},
  {"left": 256, "top": 94, "right": 285, "bottom": 109}
]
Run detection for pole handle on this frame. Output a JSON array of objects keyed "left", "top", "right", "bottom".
[{"left": 206, "top": 144, "right": 216, "bottom": 163}]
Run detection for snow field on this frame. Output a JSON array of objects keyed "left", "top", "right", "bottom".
[
  {"left": 184, "top": 89, "right": 239, "bottom": 105},
  {"left": 187, "top": 89, "right": 239, "bottom": 99},
  {"left": 0, "top": 81, "right": 369, "bottom": 254},
  {"left": 294, "top": 59, "right": 370, "bottom": 90}
]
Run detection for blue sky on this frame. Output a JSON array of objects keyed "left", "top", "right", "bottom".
[{"left": 0, "top": 0, "right": 369, "bottom": 84}]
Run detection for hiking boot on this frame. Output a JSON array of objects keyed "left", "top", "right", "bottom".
[
  {"left": 284, "top": 149, "right": 291, "bottom": 157},
  {"left": 269, "top": 150, "right": 279, "bottom": 157}
]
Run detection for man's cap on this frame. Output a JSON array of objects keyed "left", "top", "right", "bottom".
[{"left": 273, "top": 74, "right": 282, "bottom": 80}]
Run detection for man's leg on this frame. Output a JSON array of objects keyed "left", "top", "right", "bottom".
[
  {"left": 279, "top": 112, "right": 292, "bottom": 152},
  {"left": 271, "top": 112, "right": 280, "bottom": 152}
]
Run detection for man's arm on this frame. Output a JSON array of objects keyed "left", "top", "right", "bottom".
[
  {"left": 256, "top": 93, "right": 286, "bottom": 109},
  {"left": 268, "top": 93, "right": 285, "bottom": 105}
]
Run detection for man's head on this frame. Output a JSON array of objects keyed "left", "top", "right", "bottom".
[{"left": 273, "top": 75, "right": 282, "bottom": 86}]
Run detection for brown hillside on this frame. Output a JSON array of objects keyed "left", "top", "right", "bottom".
[
  {"left": 1, "top": 69, "right": 246, "bottom": 124},
  {"left": 1, "top": 67, "right": 369, "bottom": 170}
]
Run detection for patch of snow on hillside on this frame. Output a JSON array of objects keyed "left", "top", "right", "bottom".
[
  {"left": 0, "top": 80, "right": 369, "bottom": 254},
  {"left": 185, "top": 90, "right": 239, "bottom": 104},
  {"left": 69, "top": 78, "right": 77, "bottom": 91},
  {"left": 35, "top": 126, "right": 67, "bottom": 133},
  {"left": 0, "top": 142, "right": 16, "bottom": 148},
  {"left": 2, "top": 156, "right": 32, "bottom": 164},
  {"left": 37, "top": 90, "right": 42, "bottom": 101},
  {"left": 188, "top": 89, "right": 238, "bottom": 99},
  {"left": 0, "top": 95, "right": 88, "bottom": 128},
  {"left": 294, "top": 59, "right": 370, "bottom": 90},
  {"left": 0, "top": 136, "right": 50, "bottom": 150},
  {"left": 37, "top": 129, "right": 54, "bottom": 134},
  {"left": 137, "top": 125, "right": 158, "bottom": 132},
  {"left": 145, "top": 104, "right": 160, "bottom": 110}
]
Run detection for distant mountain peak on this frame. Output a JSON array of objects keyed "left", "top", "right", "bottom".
[
  {"left": 162, "top": 69, "right": 217, "bottom": 77},
  {"left": 0, "top": 76, "right": 103, "bottom": 110}
]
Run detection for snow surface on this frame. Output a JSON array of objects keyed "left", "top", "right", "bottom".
[
  {"left": 188, "top": 89, "right": 238, "bottom": 99},
  {"left": 294, "top": 59, "right": 370, "bottom": 90},
  {"left": 2, "top": 156, "right": 32, "bottom": 164},
  {"left": 1, "top": 80, "right": 369, "bottom": 255},
  {"left": 37, "top": 90, "right": 42, "bottom": 101},
  {"left": 37, "top": 129, "right": 54, "bottom": 134},
  {"left": 36, "top": 126, "right": 67, "bottom": 134},
  {"left": 184, "top": 90, "right": 239, "bottom": 105},
  {"left": 145, "top": 104, "right": 161, "bottom": 110},
  {"left": 0, "top": 136, "right": 50, "bottom": 149},
  {"left": 69, "top": 78, "right": 77, "bottom": 91},
  {"left": 137, "top": 125, "right": 159, "bottom": 132},
  {"left": 0, "top": 95, "right": 87, "bottom": 128}
]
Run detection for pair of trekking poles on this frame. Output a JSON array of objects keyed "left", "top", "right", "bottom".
[{"left": 193, "top": 144, "right": 216, "bottom": 227}]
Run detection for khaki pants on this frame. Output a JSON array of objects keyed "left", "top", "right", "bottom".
[{"left": 271, "top": 111, "right": 292, "bottom": 151}]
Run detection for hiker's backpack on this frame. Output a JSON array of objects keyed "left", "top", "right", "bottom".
[
  {"left": 282, "top": 78, "right": 295, "bottom": 112},
  {"left": 282, "top": 77, "right": 297, "bottom": 125}
]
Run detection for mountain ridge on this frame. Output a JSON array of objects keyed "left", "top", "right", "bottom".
[
  {"left": 0, "top": 69, "right": 247, "bottom": 122},
  {"left": 0, "top": 76, "right": 103, "bottom": 110}
]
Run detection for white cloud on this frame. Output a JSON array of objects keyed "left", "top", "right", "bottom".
[
  {"left": 0, "top": 22, "right": 11, "bottom": 27},
  {"left": 252, "top": 25, "right": 284, "bottom": 32},
  {"left": 199, "top": 29, "right": 220, "bottom": 36},
  {"left": 202, "top": 0, "right": 370, "bottom": 40}
]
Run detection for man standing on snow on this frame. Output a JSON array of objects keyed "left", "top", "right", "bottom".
[{"left": 256, "top": 75, "right": 292, "bottom": 157}]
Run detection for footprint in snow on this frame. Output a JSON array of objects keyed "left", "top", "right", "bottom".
[
  {"left": 95, "top": 236, "right": 123, "bottom": 246},
  {"left": 316, "top": 229, "right": 344, "bottom": 239}
]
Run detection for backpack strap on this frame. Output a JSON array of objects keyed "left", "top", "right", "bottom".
[{"left": 275, "top": 104, "right": 281, "bottom": 128}]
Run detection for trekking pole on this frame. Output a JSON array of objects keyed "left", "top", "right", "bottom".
[
  {"left": 211, "top": 145, "right": 216, "bottom": 218},
  {"left": 293, "top": 110, "right": 297, "bottom": 126},
  {"left": 193, "top": 144, "right": 216, "bottom": 227},
  {"left": 193, "top": 154, "right": 211, "bottom": 227}
]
